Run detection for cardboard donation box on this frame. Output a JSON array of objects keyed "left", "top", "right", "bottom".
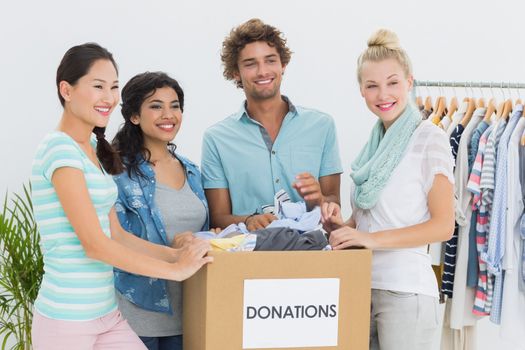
[{"left": 183, "top": 250, "right": 372, "bottom": 350}]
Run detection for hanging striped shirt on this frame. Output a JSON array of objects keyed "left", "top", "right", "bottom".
[
  {"left": 468, "top": 125, "right": 493, "bottom": 315},
  {"left": 441, "top": 124, "right": 465, "bottom": 297},
  {"left": 31, "top": 131, "right": 118, "bottom": 321},
  {"left": 478, "top": 118, "right": 507, "bottom": 315}
]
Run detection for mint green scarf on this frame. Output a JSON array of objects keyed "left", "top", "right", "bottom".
[{"left": 351, "top": 102, "right": 422, "bottom": 209}]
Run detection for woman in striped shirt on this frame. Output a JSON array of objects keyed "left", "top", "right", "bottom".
[{"left": 30, "top": 43, "right": 212, "bottom": 350}]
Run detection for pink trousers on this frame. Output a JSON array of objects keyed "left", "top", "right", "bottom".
[{"left": 32, "top": 309, "right": 146, "bottom": 350}]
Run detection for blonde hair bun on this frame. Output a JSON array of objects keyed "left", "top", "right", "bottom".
[
  {"left": 367, "top": 28, "right": 401, "bottom": 51},
  {"left": 357, "top": 28, "right": 411, "bottom": 83}
]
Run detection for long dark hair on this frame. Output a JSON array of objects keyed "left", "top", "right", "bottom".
[
  {"left": 112, "top": 71, "right": 185, "bottom": 178},
  {"left": 56, "top": 42, "right": 123, "bottom": 174}
]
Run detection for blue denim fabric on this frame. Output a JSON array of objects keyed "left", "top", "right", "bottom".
[
  {"left": 140, "top": 335, "right": 182, "bottom": 350},
  {"left": 113, "top": 153, "right": 209, "bottom": 314}
]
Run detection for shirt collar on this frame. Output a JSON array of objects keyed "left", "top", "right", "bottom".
[{"left": 235, "top": 95, "right": 298, "bottom": 121}]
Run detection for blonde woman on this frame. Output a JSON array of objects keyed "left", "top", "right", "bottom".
[{"left": 322, "top": 30, "right": 455, "bottom": 349}]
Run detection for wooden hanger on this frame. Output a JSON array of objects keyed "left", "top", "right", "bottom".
[
  {"left": 483, "top": 98, "right": 496, "bottom": 122},
  {"left": 434, "top": 96, "right": 447, "bottom": 120},
  {"left": 496, "top": 100, "right": 506, "bottom": 118},
  {"left": 415, "top": 96, "right": 423, "bottom": 109},
  {"left": 501, "top": 99, "right": 513, "bottom": 120},
  {"left": 460, "top": 97, "right": 476, "bottom": 127},
  {"left": 514, "top": 87, "right": 522, "bottom": 105},
  {"left": 464, "top": 95, "right": 477, "bottom": 107},
  {"left": 424, "top": 96, "right": 433, "bottom": 112},
  {"left": 433, "top": 96, "right": 441, "bottom": 115},
  {"left": 477, "top": 97, "right": 485, "bottom": 108},
  {"left": 444, "top": 96, "right": 458, "bottom": 121}
]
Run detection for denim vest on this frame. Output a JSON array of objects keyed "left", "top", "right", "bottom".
[{"left": 113, "top": 153, "right": 209, "bottom": 314}]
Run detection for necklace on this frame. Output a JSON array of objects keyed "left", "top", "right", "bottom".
[{"left": 150, "top": 153, "right": 175, "bottom": 167}]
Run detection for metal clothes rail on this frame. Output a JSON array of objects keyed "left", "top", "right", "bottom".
[{"left": 414, "top": 80, "right": 525, "bottom": 89}]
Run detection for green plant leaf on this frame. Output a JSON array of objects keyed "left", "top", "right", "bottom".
[{"left": 0, "top": 183, "right": 43, "bottom": 349}]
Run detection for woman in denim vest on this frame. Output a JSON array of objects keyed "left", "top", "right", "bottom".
[{"left": 112, "top": 72, "right": 210, "bottom": 350}]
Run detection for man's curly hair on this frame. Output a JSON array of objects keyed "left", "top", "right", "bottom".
[{"left": 221, "top": 18, "right": 292, "bottom": 88}]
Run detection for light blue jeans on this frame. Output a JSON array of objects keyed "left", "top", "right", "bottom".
[{"left": 369, "top": 289, "right": 439, "bottom": 350}]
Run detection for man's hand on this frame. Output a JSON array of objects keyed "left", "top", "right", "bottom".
[
  {"left": 293, "top": 172, "right": 323, "bottom": 208},
  {"left": 245, "top": 213, "right": 277, "bottom": 231}
]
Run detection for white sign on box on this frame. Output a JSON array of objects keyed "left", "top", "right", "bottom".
[{"left": 243, "top": 278, "right": 340, "bottom": 349}]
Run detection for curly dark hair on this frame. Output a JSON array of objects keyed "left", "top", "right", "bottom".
[
  {"left": 112, "top": 72, "right": 184, "bottom": 178},
  {"left": 221, "top": 18, "right": 292, "bottom": 88}
]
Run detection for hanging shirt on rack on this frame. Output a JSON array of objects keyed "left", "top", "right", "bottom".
[
  {"left": 468, "top": 125, "right": 494, "bottom": 315},
  {"left": 520, "top": 141, "right": 525, "bottom": 291},
  {"left": 466, "top": 118, "right": 491, "bottom": 291},
  {"left": 448, "top": 108, "right": 486, "bottom": 330},
  {"left": 499, "top": 107, "right": 525, "bottom": 347},
  {"left": 452, "top": 108, "right": 485, "bottom": 289},
  {"left": 421, "top": 108, "right": 433, "bottom": 120},
  {"left": 479, "top": 117, "right": 507, "bottom": 314},
  {"left": 429, "top": 103, "right": 469, "bottom": 278},
  {"left": 441, "top": 123, "right": 465, "bottom": 298},
  {"left": 440, "top": 116, "right": 452, "bottom": 131},
  {"left": 486, "top": 106, "right": 522, "bottom": 324},
  {"left": 446, "top": 102, "right": 468, "bottom": 138},
  {"left": 503, "top": 110, "right": 525, "bottom": 274},
  {"left": 469, "top": 120, "right": 490, "bottom": 173},
  {"left": 450, "top": 124, "right": 465, "bottom": 164}
]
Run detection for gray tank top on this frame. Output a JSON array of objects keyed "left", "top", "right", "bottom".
[{"left": 117, "top": 179, "right": 206, "bottom": 337}]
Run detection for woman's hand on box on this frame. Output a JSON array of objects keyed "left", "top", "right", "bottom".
[{"left": 173, "top": 238, "right": 213, "bottom": 281}]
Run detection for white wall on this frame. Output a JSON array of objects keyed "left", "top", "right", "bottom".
[{"left": 1, "top": 0, "right": 524, "bottom": 348}]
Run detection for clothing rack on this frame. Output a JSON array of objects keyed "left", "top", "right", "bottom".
[
  {"left": 412, "top": 80, "right": 525, "bottom": 101},
  {"left": 414, "top": 80, "right": 525, "bottom": 89}
]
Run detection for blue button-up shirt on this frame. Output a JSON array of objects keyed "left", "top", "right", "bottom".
[
  {"left": 469, "top": 120, "right": 490, "bottom": 172},
  {"left": 113, "top": 153, "right": 209, "bottom": 314},
  {"left": 486, "top": 106, "right": 522, "bottom": 324},
  {"left": 201, "top": 96, "right": 342, "bottom": 216}
]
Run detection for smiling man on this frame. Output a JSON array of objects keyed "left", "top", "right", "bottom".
[{"left": 201, "top": 18, "right": 342, "bottom": 230}]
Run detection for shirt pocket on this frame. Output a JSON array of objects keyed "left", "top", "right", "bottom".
[{"left": 290, "top": 145, "right": 322, "bottom": 178}]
